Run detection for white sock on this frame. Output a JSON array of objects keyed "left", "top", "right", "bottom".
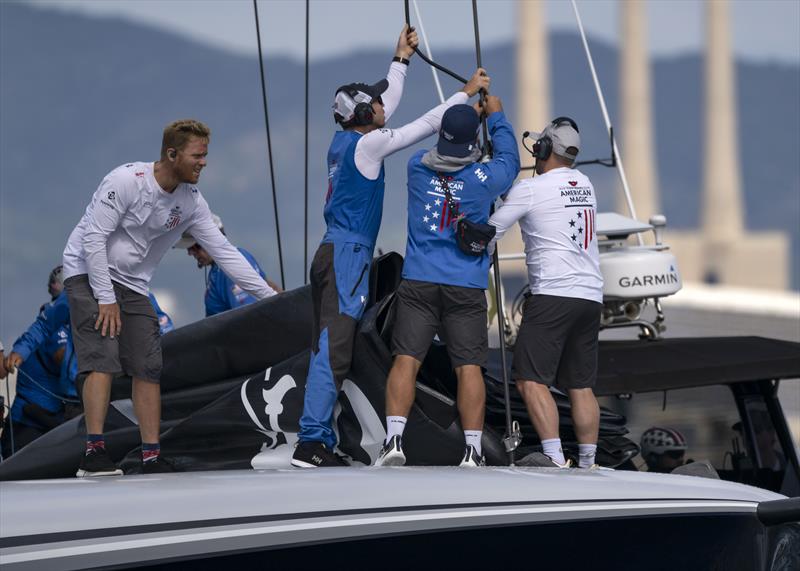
[
  {"left": 578, "top": 443, "right": 597, "bottom": 468},
  {"left": 541, "top": 438, "right": 566, "bottom": 465},
  {"left": 385, "top": 416, "right": 407, "bottom": 444},
  {"left": 464, "top": 430, "right": 482, "bottom": 455}
]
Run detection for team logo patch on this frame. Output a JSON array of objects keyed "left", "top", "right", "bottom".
[
  {"left": 165, "top": 206, "right": 182, "bottom": 230},
  {"left": 107, "top": 191, "right": 115, "bottom": 200},
  {"left": 568, "top": 180, "right": 578, "bottom": 187}
]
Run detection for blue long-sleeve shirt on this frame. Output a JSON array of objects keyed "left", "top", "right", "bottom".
[
  {"left": 10, "top": 295, "right": 72, "bottom": 426},
  {"left": 402, "top": 111, "right": 520, "bottom": 289},
  {"left": 205, "top": 247, "right": 267, "bottom": 317}
]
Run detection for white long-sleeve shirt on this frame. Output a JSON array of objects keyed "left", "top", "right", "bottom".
[
  {"left": 489, "top": 167, "right": 603, "bottom": 303},
  {"left": 63, "top": 162, "right": 276, "bottom": 304},
  {"left": 353, "top": 62, "right": 469, "bottom": 180}
]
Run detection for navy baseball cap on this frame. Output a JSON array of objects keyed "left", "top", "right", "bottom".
[{"left": 437, "top": 104, "right": 480, "bottom": 158}]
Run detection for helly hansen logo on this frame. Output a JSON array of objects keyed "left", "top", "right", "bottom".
[{"left": 474, "top": 167, "right": 487, "bottom": 183}]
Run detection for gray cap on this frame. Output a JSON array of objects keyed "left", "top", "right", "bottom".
[
  {"left": 531, "top": 117, "right": 580, "bottom": 163},
  {"left": 173, "top": 213, "right": 223, "bottom": 249}
]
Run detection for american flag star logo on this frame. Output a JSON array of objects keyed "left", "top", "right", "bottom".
[
  {"left": 165, "top": 206, "right": 182, "bottom": 230},
  {"left": 568, "top": 208, "right": 595, "bottom": 250},
  {"left": 423, "top": 176, "right": 459, "bottom": 233}
]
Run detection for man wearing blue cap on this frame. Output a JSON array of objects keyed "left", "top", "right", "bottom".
[
  {"left": 375, "top": 94, "right": 519, "bottom": 467},
  {"left": 291, "top": 25, "right": 491, "bottom": 468}
]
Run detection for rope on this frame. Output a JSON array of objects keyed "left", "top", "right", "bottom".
[
  {"left": 304, "top": 0, "right": 310, "bottom": 284},
  {"left": 253, "top": 0, "right": 287, "bottom": 288},
  {"left": 403, "top": 0, "right": 469, "bottom": 84},
  {"left": 569, "top": 0, "right": 642, "bottom": 245},
  {"left": 14, "top": 367, "right": 81, "bottom": 405},
  {"left": 411, "top": 0, "right": 444, "bottom": 104},
  {"left": 470, "top": 0, "right": 515, "bottom": 465},
  {"left": 3, "top": 374, "right": 14, "bottom": 456}
]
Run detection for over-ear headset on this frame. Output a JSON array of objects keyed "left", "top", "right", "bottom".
[
  {"left": 532, "top": 116, "right": 579, "bottom": 161},
  {"left": 336, "top": 86, "right": 374, "bottom": 127}
]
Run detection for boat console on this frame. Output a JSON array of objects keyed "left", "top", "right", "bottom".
[{"left": 596, "top": 212, "right": 682, "bottom": 338}]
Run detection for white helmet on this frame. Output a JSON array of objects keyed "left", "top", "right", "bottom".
[
  {"left": 640, "top": 427, "right": 688, "bottom": 457},
  {"left": 173, "top": 213, "right": 224, "bottom": 249}
]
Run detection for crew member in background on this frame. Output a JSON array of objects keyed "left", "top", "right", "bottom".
[
  {"left": 1, "top": 266, "right": 72, "bottom": 457},
  {"left": 376, "top": 94, "right": 519, "bottom": 468},
  {"left": 174, "top": 213, "right": 281, "bottom": 316},
  {"left": 291, "top": 24, "right": 491, "bottom": 468},
  {"left": 489, "top": 117, "right": 603, "bottom": 469},
  {"left": 0, "top": 341, "right": 7, "bottom": 380},
  {"left": 7, "top": 119, "right": 277, "bottom": 477},
  {"left": 640, "top": 426, "right": 688, "bottom": 473},
  {"left": 148, "top": 293, "right": 175, "bottom": 334}
]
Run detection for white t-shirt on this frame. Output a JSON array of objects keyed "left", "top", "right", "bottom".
[
  {"left": 353, "top": 62, "right": 469, "bottom": 180},
  {"left": 489, "top": 167, "right": 603, "bottom": 303},
  {"left": 63, "top": 162, "right": 276, "bottom": 304}
]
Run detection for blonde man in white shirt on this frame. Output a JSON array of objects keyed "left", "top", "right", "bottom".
[
  {"left": 61, "top": 119, "right": 277, "bottom": 477},
  {"left": 489, "top": 117, "right": 602, "bottom": 469}
]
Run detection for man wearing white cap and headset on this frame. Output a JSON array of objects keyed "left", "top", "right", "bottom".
[
  {"left": 174, "top": 214, "right": 280, "bottom": 316},
  {"left": 489, "top": 117, "right": 603, "bottom": 469}
]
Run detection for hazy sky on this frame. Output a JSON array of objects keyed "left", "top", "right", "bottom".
[{"left": 23, "top": 0, "right": 800, "bottom": 63}]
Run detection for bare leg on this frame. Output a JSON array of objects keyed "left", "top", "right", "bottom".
[
  {"left": 516, "top": 380, "right": 559, "bottom": 440},
  {"left": 567, "top": 388, "right": 599, "bottom": 444},
  {"left": 455, "top": 365, "right": 485, "bottom": 430},
  {"left": 83, "top": 372, "right": 113, "bottom": 434},
  {"left": 385, "top": 355, "right": 422, "bottom": 418},
  {"left": 132, "top": 378, "right": 161, "bottom": 443}
]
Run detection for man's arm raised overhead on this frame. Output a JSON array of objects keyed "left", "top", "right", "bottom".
[{"left": 354, "top": 68, "right": 491, "bottom": 181}]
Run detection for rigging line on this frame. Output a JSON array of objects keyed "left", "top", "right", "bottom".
[
  {"left": 471, "top": 0, "right": 515, "bottom": 464},
  {"left": 403, "top": 0, "right": 469, "bottom": 84},
  {"left": 471, "top": 0, "right": 490, "bottom": 155},
  {"left": 253, "top": 0, "right": 287, "bottom": 289},
  {"left": 569, "top": 0, "right": 643, "bottom": 245},
  {"left": 411, "top": 0, "right": 444, "bottom": 104},
  {"left": 14, "top": 367, "right": 81, "bottom": 405},
  {"left": 304, "top": 0, "right": 309, "bottom": 284}
]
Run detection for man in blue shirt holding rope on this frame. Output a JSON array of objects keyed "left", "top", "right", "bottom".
[{"left": 375, "top": 94, "right": 519, "bottom": 467}]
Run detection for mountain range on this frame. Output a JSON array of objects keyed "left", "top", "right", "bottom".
[{"left": 1, "top": 2, "right": 798, "bottom": 342}]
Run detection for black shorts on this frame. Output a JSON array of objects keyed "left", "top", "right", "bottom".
[
  {"left": 65, "top": 275, "right": 162, "bottom": 383},
  {"left": 391, "top": 279, "right": 487, "bottom": 368},
  {"left": 512, "top": 294, "right": 601, "bottom": 389}
]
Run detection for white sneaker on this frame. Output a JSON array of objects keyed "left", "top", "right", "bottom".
[
  {"left": 458, "top": 445, "right": 485, "bottom": 468},
  {"left": 375, "top": 435, "right": 406, "bottom": 466}
]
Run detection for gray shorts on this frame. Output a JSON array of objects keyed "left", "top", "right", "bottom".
[
  {"left": 512, "top": 294, "right": 601, "bottom": 389},
  {"left": 391, "top": 279, "right": 488, "bottom": 368},
  {"left": 64, "top": 275, "right": 162, "bottom": 383}
]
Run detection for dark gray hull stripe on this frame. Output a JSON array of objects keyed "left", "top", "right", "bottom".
[{"left": 0, "top": 497, "right": 756, "bottom": 549}]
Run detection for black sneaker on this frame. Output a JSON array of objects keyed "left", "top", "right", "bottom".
[
  {"left": 142, "top": 456, "right": 178, "bottom": 474},
  {"left": 374, "top": 435, "right": 406, "bottom": 466},
  {"left": 76, "top": 448, "right": 123, "bottom": 477},
  {"left": 291, "top": 441, "right": 347, "bottom": 468},
  {"left": 458, "top": 445, "right": 485, "bottom": 468}
]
